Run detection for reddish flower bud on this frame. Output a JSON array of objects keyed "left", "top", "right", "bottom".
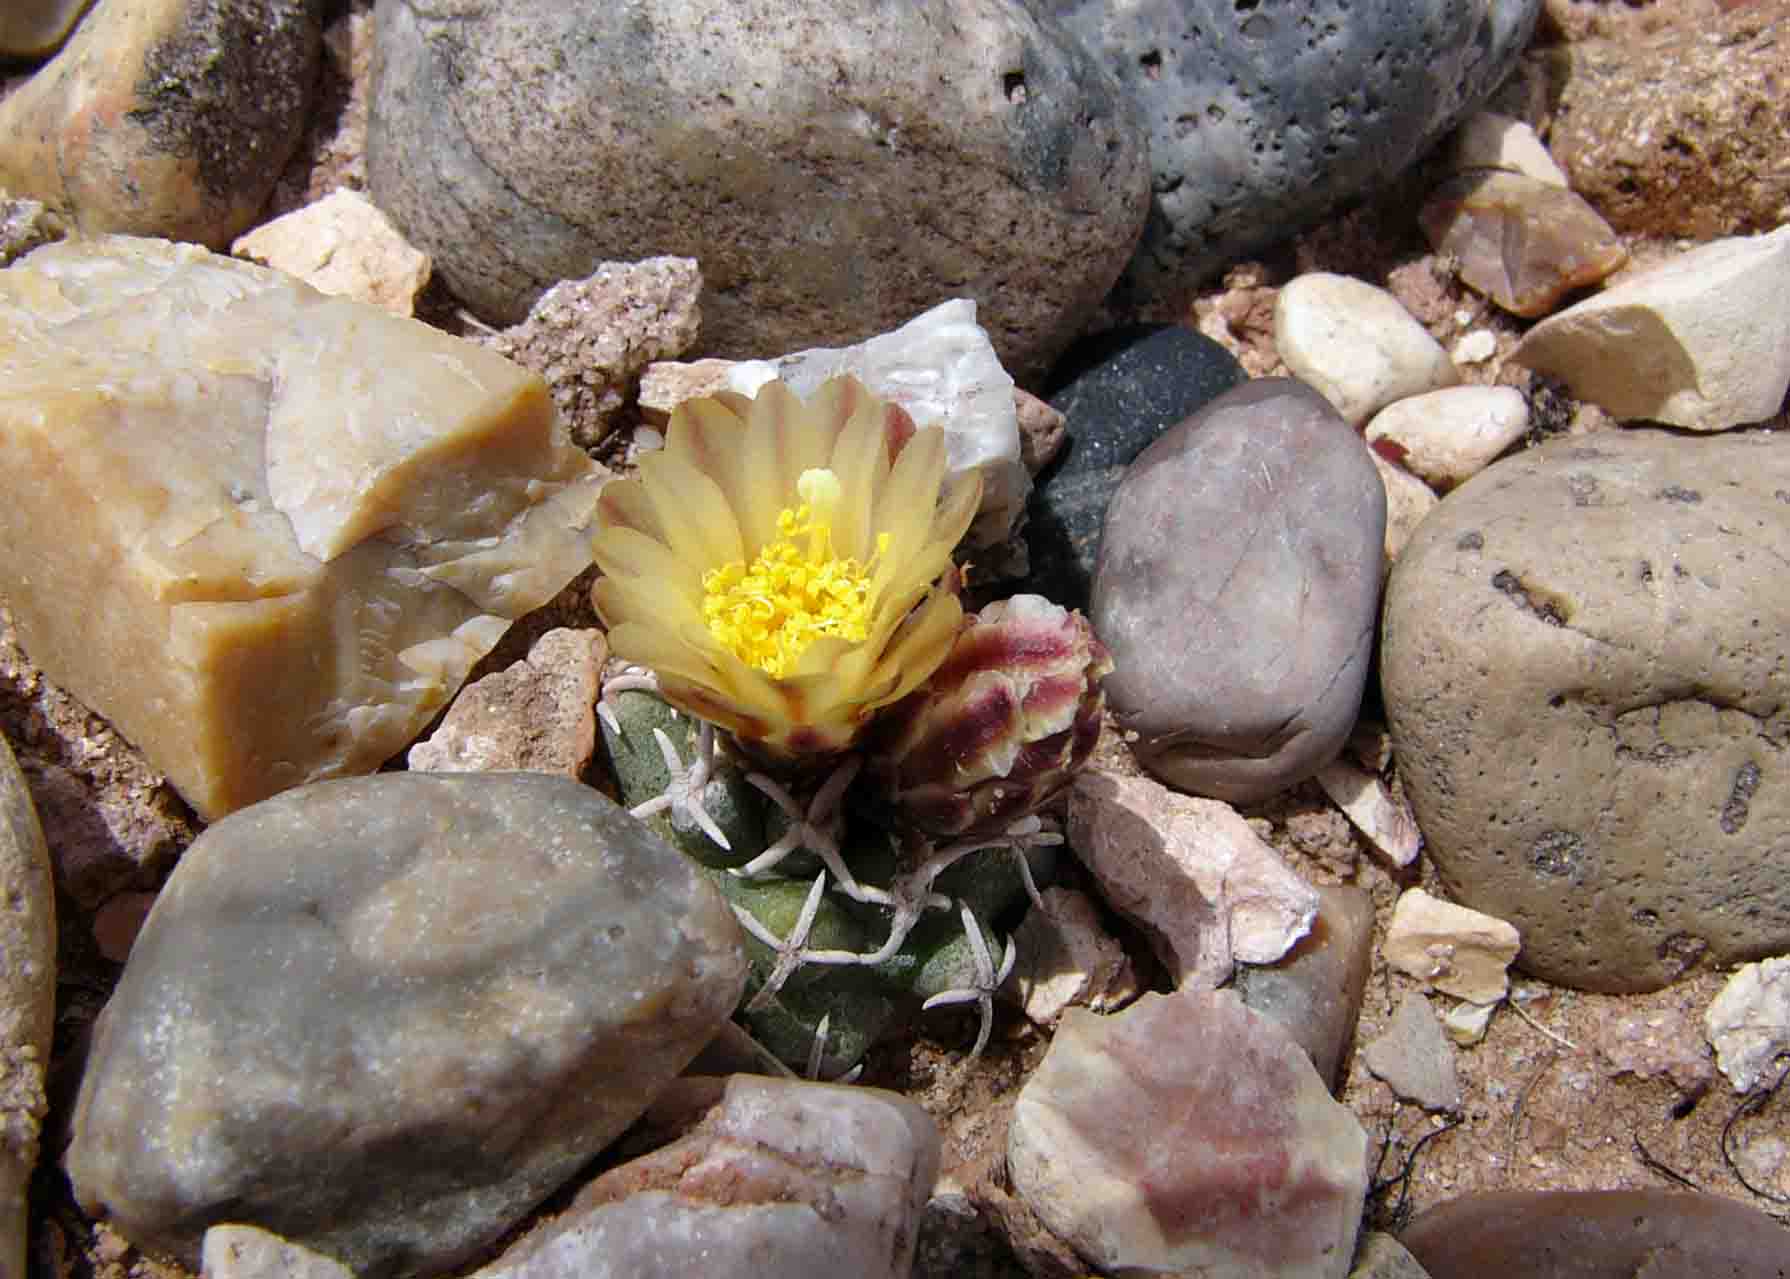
[{"left": 865, "top": 594, "right": 1110, "bottom": 838}]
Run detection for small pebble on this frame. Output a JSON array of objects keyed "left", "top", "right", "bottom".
[
  {"left": 1382, "top": 888, "right": 1520, "bottom": 1004},
  {"left": 1365, "top": 385, "right": 1529, "bottom": 491},
  {"left": 1275, "top": 274, "right": 1461, "bottom": 427},
  {"left": 1363, "top": 994, "right": 1462, "bottom": 1113}
]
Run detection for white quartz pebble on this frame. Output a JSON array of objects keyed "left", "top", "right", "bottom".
[{"left": 1366, "top": 384, "right": 1529, "bottom": 490}]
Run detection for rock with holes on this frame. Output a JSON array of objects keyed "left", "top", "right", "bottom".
[
  {"left": 1042, "top": 0, "right": 1541, "bottom": 307},
  {"left": 65, "top": 773, "right": 747, "bottom": 1276},
  {"left": 1382, "top": 430, "right": 1790, "bottom": 992},
  {"left": 367, "top": 0, "right": 1150, "bottom": 382}
]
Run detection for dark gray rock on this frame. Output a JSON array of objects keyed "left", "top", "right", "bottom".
[
  {"left": 476, "top": 1075, "right": 939, "bottom": 1279},
  {"left": 1030, "top": 324, "right": 1244, "bottom": 606},
  {"left": 1382, "top": 430, "right": 1790, "bottom": 992},
  {"left": 367, "top": 0, "right": 1150, "bottom": 381},
  {"left": 66, "top": 773, "right": 747, "bottom": 1277},
  {"left": 1092, "top": 378, "right": 1385, "bottom": 803},
  {"left": 1041, "top": 0, "right": 1542, "bottom": 306}
]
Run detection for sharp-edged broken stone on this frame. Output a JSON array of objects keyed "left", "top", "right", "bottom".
[
  {"left": 1314, "top": 759, "right": 1422, "bottom": 867},
  {"left": 232, "top": 189, "right": 432, "bottom": 317},
  {"left": 1068, "top": 769, "right": 1318, "bottom": 990},
  {"left": 408, "top": 628, "right": 606, "bottom": 777},
  {"left": 1009, "top": 988, "right": 1368, "bottom": 1279},
  {"left": 1363, "top": 994, "right": 1462, "bottom": 1113},
  {"left": 1420, "top": 171, "right": 1626, "bottom": 318},
  {"left": 0, "top": 235, "right": 604, "bottom": 819},
  {"left": 1704, "top": 955, "right": 1790, "bottom": 1093},
  {"left": 1012, "top": 886, "right": 1140, "bottom": 1027},
  {"left": 1383, "top": 888, "right": 1521, "bottom": 1004},
  {"left": 1512, "top": 225, "right": 1790, "bottom": 430}
]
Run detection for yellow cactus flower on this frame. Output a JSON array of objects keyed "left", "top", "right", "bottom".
[{"left": 591, "top": 376, "right": 982, "bottom": 762}]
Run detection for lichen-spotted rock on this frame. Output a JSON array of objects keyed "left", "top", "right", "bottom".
[
  {"left": 1382, "top": 431, "right": 1790, "bottom": 993},
  {"left": 66, "top": 773, "right": 746, "bottom": 1276}
]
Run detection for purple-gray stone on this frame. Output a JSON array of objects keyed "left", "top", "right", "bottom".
[
  {"left": 1400, "top": 1189, "right": 1790, "bottom": 1278},
  {"left": 1092, "top": 378, "right": 1385, "bottom": 803},
  {"left": 66, "top": 773, "right": 747, "bottom": 1277}
]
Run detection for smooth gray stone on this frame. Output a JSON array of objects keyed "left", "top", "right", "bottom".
[
  {"left": 1043, "top": 0, "right": 1541, "bottom": 306},
  {"left": 1093, "top": 378, "right": 1385, "bottom": 803},
  {"left": 366, "top": 0, "right": 1150, "bottom": 380},
  {"left": 474, "top": 1075, "right": 940, "bottom": 1279},
  {"left": 1382, "top": 430, "right": 1790, "bottom": 991},
  {"left": 1362, "top": 994, "right": 1462, "bottom": 1113},
  {"left": 1234, "top": 882, "right": 1375, "bottom": 1094},
  {"left": 66, "top": 773, "right": 747, "bottom": 1277},
  {"left": 0, "top": 733, "right": 54, "bottom": 1279}
]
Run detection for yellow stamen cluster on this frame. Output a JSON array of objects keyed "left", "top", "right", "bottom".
[{"left": 702, "top": 468, "right": 890, "bottom": 677}]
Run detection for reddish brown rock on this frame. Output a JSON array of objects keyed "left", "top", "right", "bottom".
[
  {"left": 1401, "top": 1189, "right": 1790, "bottom": 1278},
  {"left": 1420, "top": 171, "right": 1626, "bottom": 318},
  {"left": 1544, "top": 3, "right": 1790, "bottom": 240}
]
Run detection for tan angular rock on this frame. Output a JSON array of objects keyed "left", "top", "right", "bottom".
[
  {"left": 1314, "top": 758, "right": 1422, "bottom": 867},
  {"left": 1383, "top": 888, "right": 1521, "bottom": 1004},
  {"left": 1446, "top": 111, "right": 1568, "bottom": 188},
  {"left": 232, "top": 190, "right": 432, "bottom": 318},
  {"left": 1420, "top": 171, "right": 1627, "bottom": 318},
  {"left": 407, "top": 628, "right": 606, "bottom": 777},
  {"left": 0, "top": 734, "right": 54, "bottom": 1279},
  {"left": 1513, "top": 226, "right": 1790, "bottom": 431},
  {"left": 0, "top": 236, "right": 605, "bottom": 820}
]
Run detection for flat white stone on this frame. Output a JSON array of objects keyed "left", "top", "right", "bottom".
[
  {"left": 1704, "top": 955, "right": 1790, "bottom": 1093},
  {"left": 1275, "top": 273, "right": 1460, "bottom": 427},
  {"left": 1513, "top": 226, "right": 1790, "bottom": 430},
  {"left": 725, "top": 298, "right": 1029, "bottom": 547},
  {"left": 1451, "top": 329, "right": 1498, "bottom": 364},
  {"left": 1365, "top": 385, "right": 1529, "bottom": 490},
  {"left": 1069, "top": 770, "right": 1317, "bottom": 989},
  {"left": 1382, "top": 888, "right": 1521, "bottom": 1004}
]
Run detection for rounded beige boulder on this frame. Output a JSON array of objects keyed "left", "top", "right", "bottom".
[{"left": 1382, "top": 430, "right": 1790, "bottom": 993}]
